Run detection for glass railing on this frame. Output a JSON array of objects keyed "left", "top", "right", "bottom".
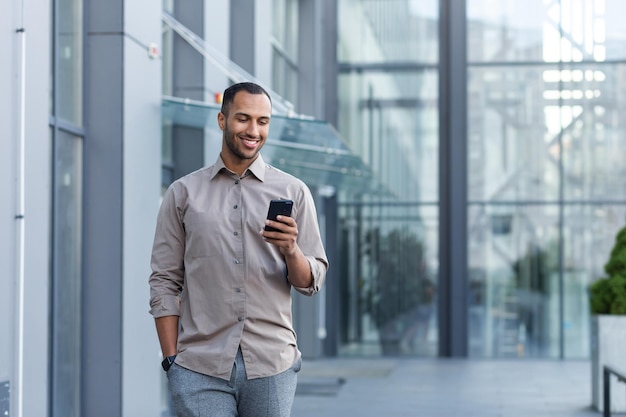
[{"left": 162, "top": 96, "right": 391, "bottom": 197}]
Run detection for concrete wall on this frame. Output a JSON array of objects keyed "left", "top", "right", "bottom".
[
  {"left": 22, "top": 2, "right": 53, "bottom": 414},
  {"left": 83, "top": 0, "right": 162, "bottom": 415},
  {"left": 0, "top": 0, "right": 19, "bottom": 400},
  {"left": 0, "top": 0, "right": 52, "bottom": 416},
  {"left": 122, "top": 0, "right": 163, "bottom": 415}
]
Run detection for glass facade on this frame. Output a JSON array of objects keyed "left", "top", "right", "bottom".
[
  {"left": 272, "top": 0, "right": 299, "bottom": 104},
  {"left": 51, "top": 0, "right": 84, "bottom": 414},
  {"left": 467, "top": 0, "right": 626, "bottom": 359},
  {"left": 336, "top": 0, "right": 626, "bottom": 358},
  {"left": 10, "top": 0, "right": 626, "bottom": 414},
  {"left": 51, "top": 131, "right": 83, "bottom": 416},
  {"left": 337, "top": 0, "right": 440, "bottom": 356},
  {"left": 56, "top": 0, "right": 83, "bottom": 125},
  {"left": 158, "top": 0, "right": 626, "bottom": 361}
]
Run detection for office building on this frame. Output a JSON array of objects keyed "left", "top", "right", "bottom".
[{"left": 2, "top": 0, "right": 626, "bottom": 416}]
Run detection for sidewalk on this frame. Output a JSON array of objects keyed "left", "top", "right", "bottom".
[{"left": 293, "top": 358, "right": 605, "bottom": 417}]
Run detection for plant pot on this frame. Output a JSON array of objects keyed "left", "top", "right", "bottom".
[{"left": 591, "top": 314, "right": 626, "bottom": 412}]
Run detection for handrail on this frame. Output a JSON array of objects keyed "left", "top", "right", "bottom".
[{"left": 603, "top": 365, "right": 626, "bottom": 417}]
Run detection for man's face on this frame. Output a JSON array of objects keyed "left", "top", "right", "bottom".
[{"left": 218, "top": 91, "right": 272, "bottom": 165}]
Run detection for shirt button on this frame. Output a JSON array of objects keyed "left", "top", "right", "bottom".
[
  {"left": 238, "top": 316, "right": 243, "bottom": 322},
  {"left": 236, "top": 288, "right": 241, "bottom": 293},
  {"left": 234, "top": 231, "right": 238, "bottom": 236},
  {"left": 233, "top": 204, "right": 238, "bottom": 209},
  {"left": 234, "top": 259, "right": 240, "bottom": 264},
  {"left": 235, "top": 180, "right": 240, "bottom": 184}
]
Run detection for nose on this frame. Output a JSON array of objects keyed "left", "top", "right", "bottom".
[{"left": 246, "top": 121, "right": 259, "bottom": 137}]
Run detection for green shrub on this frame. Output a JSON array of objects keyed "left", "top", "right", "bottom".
[{"left": 590, "top": 226, "right": 626, "bottom": 315}]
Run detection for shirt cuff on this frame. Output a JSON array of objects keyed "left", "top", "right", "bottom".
[
  {"left": 149, "top": 294, "right": 181, "bottom": 318},
  {"left": 292, "top": 256, "right": 328, "bottom": 296}
]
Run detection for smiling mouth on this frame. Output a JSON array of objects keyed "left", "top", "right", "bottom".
[{"left": 240, "top": 137, "right": 260, "bottom": 148}]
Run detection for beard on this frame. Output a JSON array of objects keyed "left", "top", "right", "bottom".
[{"left": 223, "top": 125, "right": 262, "bottom": 161}]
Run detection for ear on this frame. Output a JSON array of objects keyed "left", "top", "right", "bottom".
[{"left": 217, "top": 112, "right": 225, "bottom": 130}]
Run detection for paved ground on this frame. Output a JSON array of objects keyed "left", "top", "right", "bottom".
[{"left": 293, "top": 358, "right": 617, "bottom": 417}]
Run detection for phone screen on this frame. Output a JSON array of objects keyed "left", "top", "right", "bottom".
[{"left": 264, "top": 199, "right": 293, "bottom": 232}]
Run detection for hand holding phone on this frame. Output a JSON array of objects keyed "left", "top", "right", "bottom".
[{"left": 264, "top": 199, "right": 293, "bottom": 232}]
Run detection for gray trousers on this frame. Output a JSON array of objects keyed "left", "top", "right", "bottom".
[{"left": 167, "top": 349, "right": 301, "bottom": 417}]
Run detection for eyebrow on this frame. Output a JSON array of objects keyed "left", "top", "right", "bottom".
[{"left": 233, "top": 112, "right": 271, "bottom": 121}]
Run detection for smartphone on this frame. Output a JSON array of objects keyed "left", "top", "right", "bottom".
[{"left": 264, "top": 199, "right": 293, "bottom": 232}]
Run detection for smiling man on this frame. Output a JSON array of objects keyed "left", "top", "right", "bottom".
[{"left": 149, "top": 82, "right": 329, "bottom": 417}]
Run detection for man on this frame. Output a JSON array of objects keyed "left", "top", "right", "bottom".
[{"left": 149, "top": 82, "right": 328, "bottom": 417}]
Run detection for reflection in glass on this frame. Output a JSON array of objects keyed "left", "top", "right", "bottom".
[
  {"left": 338, "top": 70, "right": 439, "bottom": 202},
  {"left": 339, "top": 204, "right": 438, "bottom": 357},
  {"left": 468, "top": 0, "right": 626, "bottom": 359},
  {"left": 469, "top": 62, "right": 626, "bottom": 202},
  {"left": 336, "top": 0, "right": 439, "bottom": 357},
  {"left": 51, "top": 131, "right": 83, "bottom": 416},
  {"left": 468, "top": 65, "right": 560, "bottom": 202},
  {"left": 468, "top": 0, "right": 626, "bottom": 63},
  {"left": 271, "top": 0, "right": 298, "bottom": 104},
  {"left": 57, "top": 0, "right": 83, "bottom": 125},
  {"left": 338, "top": 0, "right": 438, "bottom": 63},
  {"left": 468, "top": 205, "right": 559, "bottom": 358},
  {"left": 559, "top": 64, "right": 626, "bottom": 201}
]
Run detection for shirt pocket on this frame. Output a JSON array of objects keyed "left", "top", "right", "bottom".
[{"left": 183, "top": 210, "right": 224, "bottom": 259}]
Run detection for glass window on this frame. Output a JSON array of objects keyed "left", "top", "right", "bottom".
[
  {"left": 271, "top": 49, "right": 298, "bottom": 105},
  {"left": 51, "top": 131, "right": 83, "bottom": 416},
  {"left": 338, "top": 0, "right": 438, "bottom": 64},
  {"left": 468, "top": 0, "right": 626, "bottom": 63},
  {"left": 338, "top": 70, "right": 438, "bottom": 202},
  {"left": 337, "top": 0, "right": 439, "bottom": 357},
  {"left": 559, "top": 63, "right": 626, "bottom": 201},
  {"left": 467, "top": 0, "right": 626, "bottom": 360},
  {"left": 339, "top": 203, "right": 439, "bottom": 356},
  {"left": 468, "top": 65, "right": 561, "bottom": 202},
  {"left": 57, "top": 0, "right": 83, "bottom": 125},
  {"left": 468, "top": 204, "right": 560, "bottom": 358},
  {"left": 272, "top": 0, "right": 299, "bottom": 104},
  {"left": 469, "top": 62, "right": 626, "bottom": 202}
]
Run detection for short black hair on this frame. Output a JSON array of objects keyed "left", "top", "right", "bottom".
[{"left": 220, "top": 82, "right": 272, "bottom": 116}]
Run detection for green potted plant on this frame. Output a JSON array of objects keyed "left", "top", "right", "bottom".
[
  {"left": 590, "top": 225, "right": 626, "bottom": 412},
  {"left": 364, "top": 228, "right": 431, "bottom": 355},
  {"left": 589, "top": 227, "right": 626, "bottom": 314}
]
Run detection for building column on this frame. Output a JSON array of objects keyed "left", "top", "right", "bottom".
[
  {"left": 83, "top": 0, "right": 162, "bottom": 415},
  {"left": 438, "top": 0, "right": 468, "bottom": 357}
]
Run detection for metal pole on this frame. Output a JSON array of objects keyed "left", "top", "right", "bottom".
[
  {"left": 14, "top": 2, "right": 27, "bottom": 415},
  {"left": 604, "top": 366, "right": 611, "bottom": 417}
]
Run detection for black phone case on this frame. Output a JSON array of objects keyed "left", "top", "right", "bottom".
[{"left": 264, "top": 199, "right": 293, "bottom": 232}]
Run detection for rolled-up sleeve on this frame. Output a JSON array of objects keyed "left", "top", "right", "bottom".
[
  {"left": 149, "top": 184, "right": 186, "bottom": 318},
  {"left": 292, "top": 255, "right": 329, "bottom": 296},
  {"left": 291, "top": 185, "right": 329, "bottom": 296}
]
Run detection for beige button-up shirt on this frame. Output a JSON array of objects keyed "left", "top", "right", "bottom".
[{"left": 149, "top": 154, "right": 328, "bottom": 380}]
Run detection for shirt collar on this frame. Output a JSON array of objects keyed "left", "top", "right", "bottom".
[{"left": 208, "top": 153, "right": 267, "bottom": 182}]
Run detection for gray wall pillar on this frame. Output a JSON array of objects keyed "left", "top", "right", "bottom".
[
  {"left": 230, "top": 0, "right": 255, "bottom": 75},
  {"left": 322, "top": 193, "right": 339, "bottom": 356},
  {"left": 83, "top": 1, "right": 124, "bottom": 414},
  {"left": 172, "top": 0, "right": 206, "bottom": 182},
  {"left": 83, "top": 0, "right": 162, "bottom": 415},
  {"left": 298, "top": 0, "right": 338, "bottom": 124},
  {"left": 438, "top": 0, "right": 468, "bottom": 357},
  {"left": 173, "top": 0, "right": 205, "bottom": 100},
  {"left": 294, "top": 187, "right": 338, "bottom": 359}
]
